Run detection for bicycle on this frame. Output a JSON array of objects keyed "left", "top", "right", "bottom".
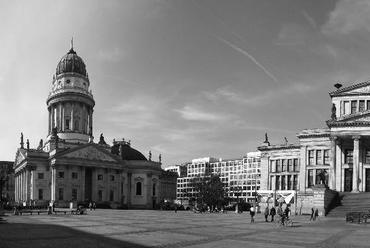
[{"left": 274, "top": 215, "right": 293, "bottom": 227}]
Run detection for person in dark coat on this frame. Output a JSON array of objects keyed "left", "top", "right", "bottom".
[
  {"left": 250, "top": 205, "right": 255, "bottom": 223},
  {"left": 264, "top": 206, "right": 269, "bottom": 222},
  {"left": 270, "top": 206, "right": 276, "bottom": 222},
  {"left": 314, "top": 208, "right": 319, "bottom": 220},
  {"left": 310, "top": 208, "right": 315, "bottom": 221}
]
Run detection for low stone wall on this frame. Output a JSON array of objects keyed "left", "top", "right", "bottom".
[{"left": 297, "top": 192, "right": 314, "bottom": 215}]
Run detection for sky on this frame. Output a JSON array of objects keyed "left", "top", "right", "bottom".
[{"left": 2, "top": 0, "right": 370, "bottom": 166}]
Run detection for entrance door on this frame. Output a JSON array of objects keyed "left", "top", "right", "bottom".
[
  {"left": 366, "top": 169, "right": 370, "bottom": 192},
  {"left": 85, "top": 168, "right": 92, "bottom": 201},
  {"left": 344, "top": 168, "right": 353, "bottom": 192}
]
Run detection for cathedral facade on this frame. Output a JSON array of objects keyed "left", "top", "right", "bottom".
[{"left": 13, "top": 46, "right": 176, "bottom": 209}]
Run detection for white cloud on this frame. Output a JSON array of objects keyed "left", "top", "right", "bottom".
[
  {"left": 176, "top": 105, "right": 228, "bottom": 121},
  {"left": 203, "top": 83, "right": 315, "bottom": 106},
  {"left": 322, "top": 0, "right": 370, "bottom": 35}
]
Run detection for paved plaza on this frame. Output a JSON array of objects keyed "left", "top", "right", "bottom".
[{"left": 0, "top": 210, "right": 370, "bottom": 248}]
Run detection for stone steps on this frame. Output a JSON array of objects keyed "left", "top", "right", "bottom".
[{"left": 327, "top": 192, "right": 370, "bottom": 217}]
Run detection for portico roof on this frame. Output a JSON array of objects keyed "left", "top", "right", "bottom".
[{"left": 329, "top": 81, "right": 370, "bottom": 97}]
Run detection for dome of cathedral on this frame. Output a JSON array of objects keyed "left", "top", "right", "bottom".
[
  {"left": 111, "top": 143, "right": 147, "bottom": 161},
  {"left": 56, "top": 48, "right": 87, "bottom": 77}
]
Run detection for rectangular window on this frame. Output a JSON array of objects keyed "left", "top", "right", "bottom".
[
  {"left": 366, "top": 150, "right": 370, "bottom": 164},
  {"left": 110, "top": 175, "right": 115, "bottom": 181},
  {"left": 58, "top": 188, "right": 64, "bottom": 200},
  {"left": 345, "top": 150, "right": 353, "bottom": 164},
  {"left": 293, "top": 159, "right": 299, "bottom": 172},
  {"left": 344, "top": 101, "right": 350, "bottom": 115},
  {"left": 288, "top": 159, "right": 293, "bottom": 172},
  {"left": 287, "top": 175, "right": 292, "bottom": 190},
  {"left": 72, "top": 188, "right": 77, "bottom": 201},
  {"left": 72, "top": 172, "right": 78, "bottom": 179},
  {"left": 308, "top": 169, "right": 314, "bottom": 187},
  {"left": 308, "top": 150, "right": 314, "bottom": 165},
  {"left": 276, "top": 160, "right": 281, "bottom": 172},
  {"left": 98, "top": 190, "right": 103, "bottom": 201},
  {"left": 38, "top": 189, "right": 43, "bottom": 200},
  {"left": 293, "top": 175, "right": 298, "bottom": 190},
  {"left": 359, "top": 100, "right": 365, "bottom": 112},
  {"left": 110, "top": 190, "right": 114, "bottom": 201},
  {"left": 323, "top": 150, "right": 329, "bottom": 165},
  {"left": 98, "top": 174, "right": 103, "bottom": 180},
  {"left": 269, "top": 176, "right": 273, "bottom": 190},
  {"left": 281, "top": 175, "right": 286, "bottom": 190},
  {"left": 65, "top": 119, "right": 70, "bottom": 130},
  {"left": 368, "top": 100, "right": 370, "bottom": 110},
  {"left": 58, "top": 171, "right": 64, "bottom": 178},
  {"left": 316, "top": 150, "right": 322, "bottom": 165},
  {"left": 282, "top": 159, "right": 287, "bottom": 172},
  {"left": 351, "top": 100, "right": 357, "bottom": 114},
  {"left": 38, "top": 173, "right": 44, "bottom": 179}
]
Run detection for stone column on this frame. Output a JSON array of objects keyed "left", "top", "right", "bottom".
[
  {"left": 61, "top": 103, "right": 65, "bottom": 131},
  {"left": 48, "top": 108, "right": 51, "bottom": 134},
  {"left": 51, "top": 167, "right": 56, "bottom": 201},
  {"left": 335, "top": 139, "right": 343, "bottom": 191},
  {"left": 330, "top": 137, "right": 337, "bottom": 190},
  {"left": 26, "top": 169, "right": 30, "bottom": 202},
  {"left": 299, "top": 146, "right": 307, "bottom": 192},
  {"left": 71, "top": 102, "right": 74, "bottom": 131},
  {"left": 15, "top": 173, "right": 18, "bottom": 202},
  {"left": 353, "top": 136, "right": 360, "bottom": 192}
]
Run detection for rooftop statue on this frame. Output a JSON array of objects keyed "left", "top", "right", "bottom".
[{"left": 331, "top": 103, "right": 336, "bottom": 120}]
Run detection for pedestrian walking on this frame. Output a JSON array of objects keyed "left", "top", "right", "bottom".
[
  {"left": 264, "top": 206, "right": 269, "bottom": 222},
  {"left": 89, "top": 202, "right": 92, "bottom": 211},
  {"left": 310, "top": 207, "right": 315, "bottom": 221},
  {"left": 270, "top": 206, "right": 276, "bottom": 222},
  {"left": 93, "top": 202, "right": 96, "bottom": 210},
  {"left": 250, "top": 205, "right": 255, "bottom": 223},
  {"left": 314, "top": 208, "right": 319, "bottom": 221}
]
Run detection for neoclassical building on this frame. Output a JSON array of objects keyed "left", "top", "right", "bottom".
[
  {"left": 13, "top": 45, "right": 176, "bottom": 208},
  {"left": 259, "top": 82, "right": 370, "bottom": 195}
]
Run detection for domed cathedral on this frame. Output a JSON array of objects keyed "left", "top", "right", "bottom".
[{"left": 13, "top": 44, "right": 177, "bottom": 209}]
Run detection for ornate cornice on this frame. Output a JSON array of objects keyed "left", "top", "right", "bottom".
[{"left": 326, "top": 120, "right": 370, "bottom": 127}]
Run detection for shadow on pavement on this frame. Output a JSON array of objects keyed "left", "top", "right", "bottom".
[{"left": 0, "top": 221, "right": 150, "bottom": 248}]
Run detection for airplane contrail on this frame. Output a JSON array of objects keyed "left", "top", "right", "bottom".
[{"left": 216, "top": 36, "right": 278, "bottom": 83}]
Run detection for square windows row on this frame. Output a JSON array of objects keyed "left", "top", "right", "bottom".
[
  {"left": 38, "top": 172, "right": 116, "bottom": 181},
  {"left": 308, "top": 149, "right": 329, "bottom": 165},
  {"left": 270, "top": 159, "right": 299, "bottom": 173}
]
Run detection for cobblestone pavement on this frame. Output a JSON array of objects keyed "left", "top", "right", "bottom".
[{"left": 0, "top": 210, "right": 369, "bottom": 248}]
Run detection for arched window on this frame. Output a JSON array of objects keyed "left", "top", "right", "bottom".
[
  {"left": 152, "top": 183, "right": 156, "bottom": 196},
  {"left": 136, "top": 182, "right": 142, "bottom": 195}
]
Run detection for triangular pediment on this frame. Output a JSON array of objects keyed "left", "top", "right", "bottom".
[
  {"left": 57, "top": 144, "right": 119, "bottom": 162},
  {"left": 330, "top": 82, "right": 370, "bottom": 96},
  {"left": 340, "top": 111, "right": 370, "bottom": 122},
  {"left": 15, "top": 149, "right": 26, "bottom": 166}
]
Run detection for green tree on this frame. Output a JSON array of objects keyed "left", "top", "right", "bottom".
[{"left": 192, "top": 174, "right": 225, "bottom": 210}]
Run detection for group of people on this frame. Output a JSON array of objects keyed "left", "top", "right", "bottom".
[
  {"left": 310, "top": 207, "right": 319, "bottom": 221},
  {"left": 88, "top": 202, "right": 96, "bottom": 211},
  {"left": 249, "top": 204, "right": 291, "bottom": 224}
]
